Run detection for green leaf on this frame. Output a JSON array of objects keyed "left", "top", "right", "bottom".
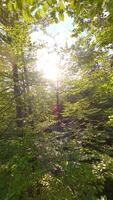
[
  {"left": 69, "top": 1, "right": 75, "bottom": 9},
  {"left": 35, "top": 9, "right": 44, "bottom": 19},
  {"left": 59, "top": 1, "right": 65, "bottom": 10},
  {"left": 52, "top": 0, "right": 56, "bottom": 3},
  {"left": 22, "top": 10, "right": 33, "bottom": 21},
  {"left": 7, "top": 1, "right": 13, "bottom": 11},
  {"left": 46, "top": 0, "right": 53, "bottom": 6},
  {"left": 16, "top": 0, "right": 23, "bottom": 9},
  {"left": 43, "top": 3, "right": 48, "bottom": 12},
  {"left": 13, "top": 1, "right": 18, "bottom": 10},
  {"left": 58, "top": 12, "right": 64, "bottom": 21},
  {"left": 50, "top": 9, "right": 56, "bottom": 18}
]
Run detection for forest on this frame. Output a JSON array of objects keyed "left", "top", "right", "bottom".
[{"left": 0, "top": 0, "right": 113, "bottom": 199}]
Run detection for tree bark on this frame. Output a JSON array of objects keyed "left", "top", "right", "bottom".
[{"left": 12, "top": 63, "right": 23, "bottom": 130}]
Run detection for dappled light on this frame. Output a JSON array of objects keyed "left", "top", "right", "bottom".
[{"left": 1, "top": 1, "right": 113, "bottom": 200}]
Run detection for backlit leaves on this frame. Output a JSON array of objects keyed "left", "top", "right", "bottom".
[
  {"left": 58, "top": 12, "right": 64, "bottom": 21},
  {"left": 59, "top": 0, "right": 65, "bottom": 10}
]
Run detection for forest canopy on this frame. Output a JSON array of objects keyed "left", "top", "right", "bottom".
[{"left": 0, "top": 0, "right": 113, "bottom": 200}]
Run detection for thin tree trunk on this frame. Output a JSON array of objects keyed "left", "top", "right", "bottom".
[
  {"left": 12, "top": 63, "right": 23, "bottom": 131},
  {"left": 23, "top": 65, "right": 34, "bottom": 128}
]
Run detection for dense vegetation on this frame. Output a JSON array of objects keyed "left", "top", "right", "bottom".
[{"left": 1, "top": 0, "right": 113, "bottom": 199}]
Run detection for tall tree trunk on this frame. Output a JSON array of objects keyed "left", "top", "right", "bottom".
[
  {"left": 12, "top": 63, "right": 23, "bottom": 131},
  {"left": 23, "top": 65, "right": 34, "bottom": 128}
]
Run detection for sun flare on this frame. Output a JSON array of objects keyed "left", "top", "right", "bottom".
[{"left": 37, "top": 49, "right": 60, "bottom": 81}]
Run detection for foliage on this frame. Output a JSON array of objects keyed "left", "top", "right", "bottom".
[{"left": 1, "top": 0, "right": 113, "bottom": 199}]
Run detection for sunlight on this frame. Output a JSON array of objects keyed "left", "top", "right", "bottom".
[
  {"left": 37, "top": 49, "right": 60, "bottom": 81},
  {"left": 32, "top": 16, "right": 74, "bottom": 81}
]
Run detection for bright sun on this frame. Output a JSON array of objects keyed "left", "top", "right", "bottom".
[
  {"left": 37, "top": 49, "right": 60, "bottom": 81},
  {"left": 32, "top": 16, "right": 74, "bottom": 81}
]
